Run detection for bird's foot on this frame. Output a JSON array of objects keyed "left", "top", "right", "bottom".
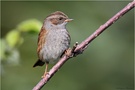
[
  {"left": 65, "top": 48, "right": 72, "bottom": 57},
  {"left": 41, "top": 72, "right": 49, "bottom": 78}
]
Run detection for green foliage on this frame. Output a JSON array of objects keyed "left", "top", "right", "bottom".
[
  {"left": 0, "top": 39, "right": 6, "bottom": 60},
  {"left": 17, "top": 19, "right": 42, "bottom": 34},
  {"left": 1, "top": 19, "right": 42, "bottom": 64},
  {"left": 5, "top": 30, "right": 23, "bottom": 48}
]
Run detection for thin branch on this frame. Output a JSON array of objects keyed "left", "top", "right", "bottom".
[{"left": 33, "top": 1, "right": 135, "bottom": 90}]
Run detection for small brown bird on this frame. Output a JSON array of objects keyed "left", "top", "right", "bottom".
[{"left": 33, "top": 11, "right": 73, "bottom": 78}]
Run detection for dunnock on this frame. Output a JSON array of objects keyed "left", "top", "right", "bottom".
[{"left": 33, "top": 11, "right": 73, "bottom": 78}]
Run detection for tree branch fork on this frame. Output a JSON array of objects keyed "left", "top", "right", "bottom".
[{"left": 33, "top": 1, "right": 135, "bottom": 90}]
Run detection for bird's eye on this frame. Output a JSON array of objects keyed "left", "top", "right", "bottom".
[{"left": 59, "top": 17, "right": 63, "bottom": 20}]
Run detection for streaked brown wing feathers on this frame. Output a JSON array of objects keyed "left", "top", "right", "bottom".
[{"left": 37, "top": 27, "right": 47, "bottom": 58}]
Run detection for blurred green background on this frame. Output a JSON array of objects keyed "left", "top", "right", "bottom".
[{"left": 1, "top": 1, "right": 134, "bottom": 90}]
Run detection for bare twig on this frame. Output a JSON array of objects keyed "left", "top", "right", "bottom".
[{"left": 33, "top": 1, "right": 135, "bottom": 90}]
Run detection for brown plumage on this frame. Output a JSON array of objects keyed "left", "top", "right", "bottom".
[{"left": 33, "top": 11, "right": 72, "bottom": 78}]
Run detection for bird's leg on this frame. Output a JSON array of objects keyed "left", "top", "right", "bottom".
[{"left": 42, "top": 62, "right": 49, "bottom": 78}]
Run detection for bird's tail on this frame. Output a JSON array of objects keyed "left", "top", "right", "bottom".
[{"left": 33, "top": 59, "right": 45, "bottom": 67}]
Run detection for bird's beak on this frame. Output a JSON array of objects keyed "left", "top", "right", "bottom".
[{"left": 65, "top": 19, "right": 73, "bottom": 22}]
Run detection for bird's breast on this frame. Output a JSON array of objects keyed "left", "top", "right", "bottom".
[{"left": 39, "top": 29, "right": 70, "bottom": 63}]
